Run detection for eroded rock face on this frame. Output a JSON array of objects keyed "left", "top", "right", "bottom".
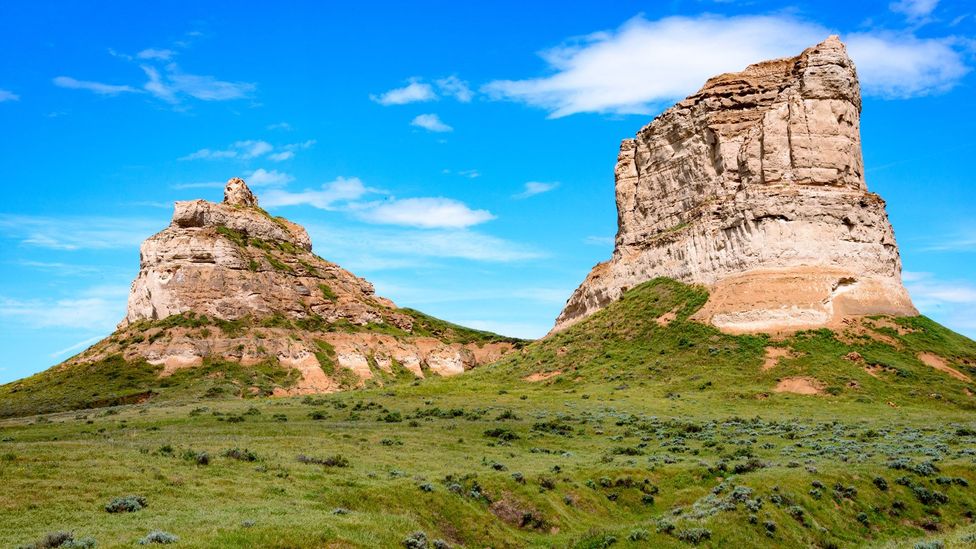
[
  {"left": 554, "top": 36, "right": 917, "bottom": 334},
  {"left": 78, "top": 177, "right": 518, "bottom": 394}
]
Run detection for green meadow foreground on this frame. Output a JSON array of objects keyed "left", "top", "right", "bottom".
[{"left": 2, "top": 280, "right": 976, "bottom": 548}]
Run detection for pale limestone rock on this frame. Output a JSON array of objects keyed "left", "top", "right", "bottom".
[
  {"left": 224, "top": 177, "right": 258, "bottom": 207},
  {"left": 554, "top": 36, "right": 917, "bottom": 333},
  {"left": 95, "top": 177, "right": 517, "bottom": 394}
]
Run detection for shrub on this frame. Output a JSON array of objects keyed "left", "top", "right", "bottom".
[
  {"left": 403, "top": 531, "right": 429, "bottom": 549},
  {"left": 138, "top": 531, "right": 178, "bottom": 545},
  {"left": 18, "top": 531, "right": 97, "bottom": 549},
  {"left": 873, "top": 476, "right": 889, "bottom": 491},
  {"left": 182, "top": 450, "right": 210, "bottom": 465},
  {"left": 105, "top": 495, "right": 147, "bottom": 513},
  {"left": 484, "top": 428, "right": 519, "bottom": 441},
  {"left": 676, "top": 528, "right": 712, "bottom": 544},
  {"left": 628, "top": 529, "right": 649, "bottom": 541},
  {"left": 223, "top": 448, "right": 258, "bottom": 462},
  {"left": 297, "top": 454, "right": 349, "bottom": 467},
  {"left": 913, "top": 542, "right": 944, "bottom": 549}
]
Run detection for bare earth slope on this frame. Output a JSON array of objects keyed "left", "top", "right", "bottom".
[{"left": 555, "top": 36, "right": 916, "bottom": 334}]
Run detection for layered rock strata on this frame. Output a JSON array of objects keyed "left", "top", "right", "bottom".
[
  {"left": 555, "top": 36, "right": 916, "bottom": 333},
  {"left": 68, "top": 178, "right": 517, "bottom": 394}
]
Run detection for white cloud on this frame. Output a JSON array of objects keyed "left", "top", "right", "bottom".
[
  {"left": 890, "top": 0, "right": 939, "bottom": 20},
  {"left": 514, "top": 181, "right": 559, "bottom": 199},
  {"left": 0, "top": 214, "right": 160, "bottom": 250},
  {"left": 0, "top": 285, "right": 129, "bottom": 331},
  {"left": 262, "top": 177, "right": 374, "bottom": 210},
  {"left": 411, "top": 113, "right": 453, "bottom": 132},
  {"left": 267, "top": 121, "right": 292, "bottom": 131},
  {"left": 436, "top": 76, "right": 473, "bottom": 102},
  {"left": 920, "top": 228, "right": 976, "bottom": 251},
  {"left": 370, "top": 80, "right": 437, "bottom": 105},
  {"left": 903, "top": 272, "right": 976, "bottom": 338},
  {"left": 0, "top": 89, "right": 19, "bottom": 102},
  {"left": 53, "top": 76, "right": 139, "bottom": 95},
  {"left": 458, "top": 169, "right": 480, "bottom": 179},
  {"left": 356, "top": 197, "right": 493, "bottom": 228},
  {"left": 50, "top": 335, "right": 104, "bottom": 358},
  {"left": 171, "top": 181, "right": 224, "bottom": 190},
  {"left": 307, "top": 224, "right": 543, "bottom": 264},
  {"left": 142, "top": 64, "right": 256, "bottom": 102},
  {"left": 245, "top": 168, "right": 294, "bottom": 187},
  {"left": 180, "top": 139, "right": 274, "bottom": 160},
  {"left": 483, "top": 14, "right": 970, "bottom": 117},
  {"left": 268, "top": 151, "right": 294, "bottom": 162},
  {"left": 845, "top": 32, "right": 969, "bottom": 98},
  {"left": 137, "top": 48, "right": 175, "bottom": 60}
]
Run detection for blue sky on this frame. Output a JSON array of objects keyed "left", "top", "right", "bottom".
[{"left": 1, "top": 0, "right": 974, "bottom": 383}]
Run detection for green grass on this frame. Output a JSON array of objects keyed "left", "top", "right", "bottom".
[{"left": 2, "top": 279, "right": 976, "bottom": 547}]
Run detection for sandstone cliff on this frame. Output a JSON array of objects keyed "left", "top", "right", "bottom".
[
  {"left": 555, "top": 36, "right": 917, "bottom": 333},
  {"left": 67, "top": 178, "right": 519, "bottom": 395}
]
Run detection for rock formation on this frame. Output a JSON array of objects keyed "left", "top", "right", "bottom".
[
  {"left": 68, "top": 178, "right": 518, "bottom": 394},
  {"left": 554, "top": 36, "right": 917, "bottom": 333}
]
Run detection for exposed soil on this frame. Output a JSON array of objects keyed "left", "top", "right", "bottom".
[
  {"left": 774, "top": 377, "right": 824, "bottom": 395},
  {"left": 918, "top": 352, "right": 972, "bottom": 383},
  {"left": 524, "top": 370, "right": 562, "bottom": 382}
]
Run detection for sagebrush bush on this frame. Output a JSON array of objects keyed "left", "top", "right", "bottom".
[
  {"left": 223, "top": 448, "right": 258, "bottom": 462},
  {"left": 138, "top": 530, "right": 178, "bottom": 545},
  {"left": 105, "top": 495, "right": 147, "bottom": 513}
]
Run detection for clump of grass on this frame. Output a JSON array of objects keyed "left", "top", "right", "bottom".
[
  {"left": 318, "top": 283, "right": 337, "bottom": 301},
  {"left": 182, "top": 449, "right": 210, "bottom": 465},
  {"left": 105, "top": 495, "right": 147, "bottom": 513}
]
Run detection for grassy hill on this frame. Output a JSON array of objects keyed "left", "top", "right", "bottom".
[{"left": 2, "top": 279, "right": 976, "bottom": 547}]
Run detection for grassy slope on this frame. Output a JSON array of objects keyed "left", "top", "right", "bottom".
[
  {"left": 0, "top": 309, "right": 523, "bottom": 419},
  {"left": 1, "top": 279, "right": 976, "bottom": 547}
]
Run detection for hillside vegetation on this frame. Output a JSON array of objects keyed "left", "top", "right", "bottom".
[{"left": 2, "top": 279, "right": 976, "bottom": 547}]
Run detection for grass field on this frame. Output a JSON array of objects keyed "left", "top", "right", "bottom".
[{"left": 2, "top": 279, "right": 976, "bottom": 548}]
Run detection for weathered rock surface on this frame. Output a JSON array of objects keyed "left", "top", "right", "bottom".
[
  {"left": 70, "top": 178, "right": 519, "bottom": 394},
  {"left": 555, "top": 36, "right": 917, "bottom": 333}
]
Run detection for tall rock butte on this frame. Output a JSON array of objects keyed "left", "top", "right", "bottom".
[
  {"left": 67, "top": 178, "right": 517, "bottom": 395},
  {"left": 554, "top": 36, "right": 917, "bottom": 333}
]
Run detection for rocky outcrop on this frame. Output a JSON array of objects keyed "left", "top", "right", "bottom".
[
  {"left": 555, "top": 36, "right": 917, "bottom": 334},
  {"left": 69, "top": 178, "right": 519, "bottom": 394}
]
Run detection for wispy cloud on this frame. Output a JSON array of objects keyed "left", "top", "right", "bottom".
[
  {"left": 180, "top": 139, "right": 273, "bottom": 160},
  {"left": 513, "top": 181, "right": 559, "bottom": 199},
  {"left": 307, "top": 224, "right": 543, "bottom": 264},
  {"left": 267, "top": 121, "right": 292, "bottom": 131},
  {"left": 262, "top": 177, "right": 375, "bottom": 210},
  {"left": 244, "top": 168, "right": 294, "bottom": 187},
  {"left": 0, "top": 89, "right": 19, "bottom": 102},
  {"left": 919, "top": 227, "right": 976, "bottom": 252},
  {"left": 411, "top": 113, "right": 453, "bottom": 132},
  {"left": 370, "top": 79, "right": 437, "bottom": 105},
  {"left": 371, "top": 76, "right": 474, "bottom": 105},
  {"left": 171, "top": 181, "right": 224, "bottom": 190},
  {"left": 483, "top": 14, "right": 970, "bottom": 118},
  {"left": 136, "top": 48, "right": 174, "bottom": 60},
  {"left": 0, "top": 285, "right": 128, "bottom": 331},
  {"left": 53, "top": 76, "right": 139, "bottom": 95},
  {"left": 890, "top": 0, "right": 939, "bottom": 21},
  {"left": 903, "top": 271, "right": 976, "bottom": 337},
  {"left": 0, "top": 214, "right": 160, "bottom": 250},
  {"left": 436, "top": 76, "right": 473, "bottom": 102},
  {"left": 354, "top": 197, "right": 493, "bottom": 229},
  {"left": 50, "top": 335, "right": 104, "bottom": 358}
]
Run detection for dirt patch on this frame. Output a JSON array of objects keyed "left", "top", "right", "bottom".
[
  {"left": 918, "top": 353, "right": 972, "bottom": 383},
  {"left": 868, "top": 317, "right": 915, "bottom": 335},
  {"left": 774, "top": 377, "right": 824, "bottom": 395},
  {"left": 656, "top": 307, "right": 679, "bottom": 327},
  {"left": 489, "top": 495, "right": 547, "bottom": 530},
  {"left": 524, "top": 370, "right": 562, "bottom": 382},
  {"left": 762, "top": 347, "right": 793, "bottom": 371}
]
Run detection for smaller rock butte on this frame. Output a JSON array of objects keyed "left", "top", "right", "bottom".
[
  {"left": 554, "top": 36, "right": 917, "bottom": 334},
  {"left": 67, "top": 178, "right": 517, "bottom": 394}
]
